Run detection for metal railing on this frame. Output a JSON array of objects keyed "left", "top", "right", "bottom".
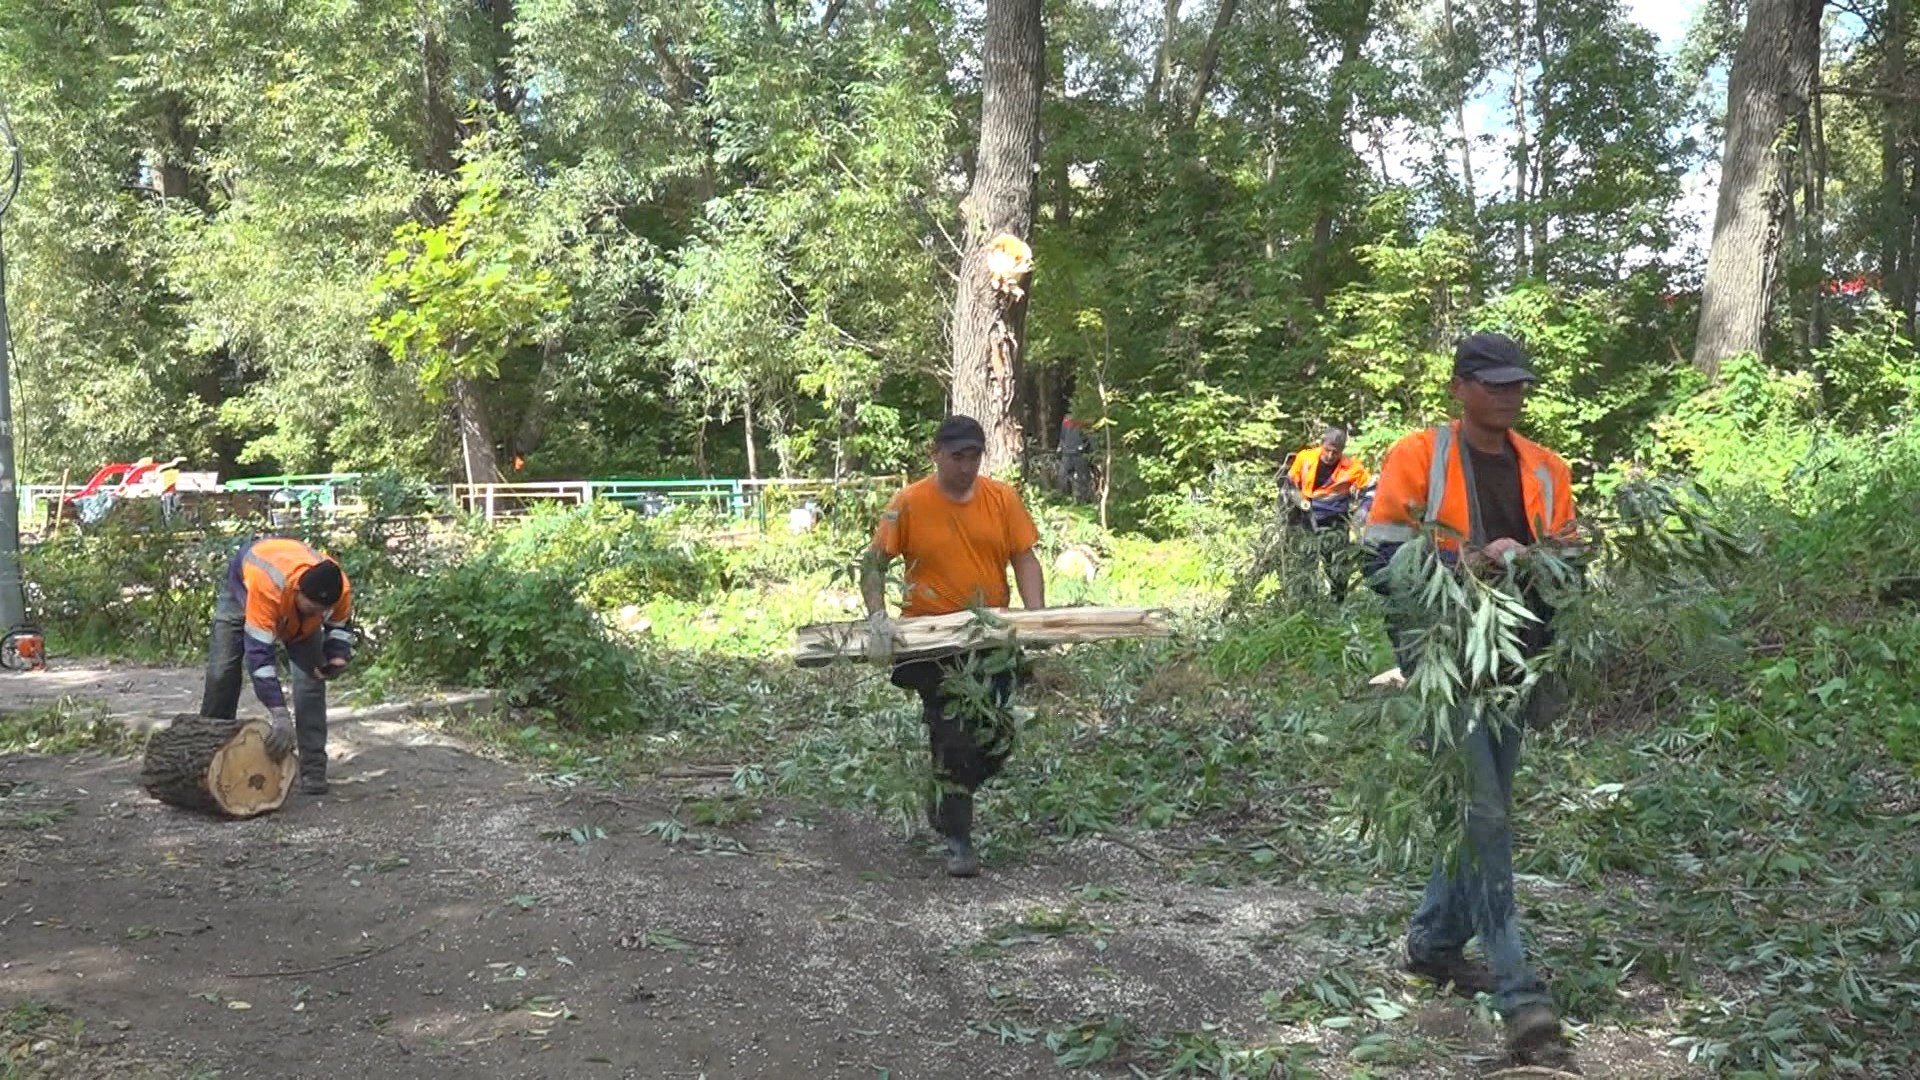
[{"left": 20, "top": 474, "right": 907, "bottom": 529}]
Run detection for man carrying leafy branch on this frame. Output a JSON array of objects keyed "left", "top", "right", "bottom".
[
  {"left": 862, "top": 415, "right": 1047, "bottom": 878},
  {"left": 1362, "top": 332, "right": 1580, "bottom": 1068}
]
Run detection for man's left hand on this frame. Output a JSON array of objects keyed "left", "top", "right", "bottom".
[{"left": 317, "top": 657, "right": 349, "bottom": 680}]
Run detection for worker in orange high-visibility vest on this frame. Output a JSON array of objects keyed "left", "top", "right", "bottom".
[
  {"left": 200, "top": 537, "right": 355, "bottom": 796},
  {"left": 1280, "top": 426, "right": 1372, "bottom": 600},
  {"left": 1361, "top": 332, "right": 1580, "bottom": 1070}
]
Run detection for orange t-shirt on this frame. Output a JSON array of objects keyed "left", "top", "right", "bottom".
[{"left": 873, "top": 476, "right": 1040, "bottom": 616}]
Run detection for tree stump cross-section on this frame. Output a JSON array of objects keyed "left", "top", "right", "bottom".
[{"left": 141, "top": 715, "right": 297, "bottom": 818}]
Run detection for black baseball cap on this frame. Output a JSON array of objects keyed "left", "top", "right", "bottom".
[
  {"left": 934, "top": 415, "right": 987, "bottom": 452},
  {"left": 1453, "top": 332, "right": 1537, "bottom": 385}
]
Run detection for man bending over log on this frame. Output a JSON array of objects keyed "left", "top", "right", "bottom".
[
  {"left": 201, "top": 536, "right": 354, "bottom": 795},
  {"left": 862, "top": 415, "right": 1046, "bottom": 878}
]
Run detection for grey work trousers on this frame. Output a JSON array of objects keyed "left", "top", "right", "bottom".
[
  {"left": 1405, "top": 701, "right": 1551, "bottom": 1017},
  {"left": 199, "top": 577, "right": 330, "bottom": 775}
]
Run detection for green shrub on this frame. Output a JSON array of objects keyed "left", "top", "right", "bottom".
[
  {"left": 486, "top": 502, "right": 720, "bottom": 608},
  {"left": 366, "top": 552, "right": 646, "bottom": 729},
  {"left": 22, "top": 524, "right": 243, "bottom": 661}
]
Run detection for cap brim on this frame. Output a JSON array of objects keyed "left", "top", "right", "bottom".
[
  {"left": 939, "top": 438, "right": 986, "bottom": 452},
  {"left": 1472, "top": 366, "right": 1537, "bottom": 385}
]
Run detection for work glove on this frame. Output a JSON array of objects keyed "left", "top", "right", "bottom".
[
  {"left": 316, "top": 656, "right": 349, "bottom": 681},
  {"left": 263, "top": 707, "right": 296, "bottom": 760},
  {"left": 865, "top": 610, "right": 899, "bottom": 668}
]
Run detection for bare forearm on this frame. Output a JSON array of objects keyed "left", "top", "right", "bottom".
[
  {"left": 1012, "top": 553, "right": 1045, "bottom": 609},
  {"left": 861, "top": 549, "right": 891, "bottom": 616}
]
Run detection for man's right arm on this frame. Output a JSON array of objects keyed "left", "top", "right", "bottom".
[
  {"left": 865, "top": 496, "right": 907, "bottom": 616},
  {"left": 861, "top": 545, "right": 892, "bottom": 617}
]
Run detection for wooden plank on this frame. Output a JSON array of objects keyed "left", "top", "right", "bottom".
[{"left": 792, "top": 606, "right": 1173, "bottom": 668}]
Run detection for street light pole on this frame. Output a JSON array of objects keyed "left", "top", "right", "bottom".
[{"left": 0, "top": 98, "right": 31, "bottom": 645}]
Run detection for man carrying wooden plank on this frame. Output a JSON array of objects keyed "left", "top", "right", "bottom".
[
  {"left": 1362, "top": 332, "right": 1580, "bottom": 1068},
  {"left": 200, "top": 536, "right": 354, "bottom": 796},
  {"left": 861, "top": 415, "right": 1045, "bottom": 878}
]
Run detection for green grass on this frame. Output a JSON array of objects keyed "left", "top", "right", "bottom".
[{"left": 0, "top": 699, "right": 142, "bottom": 756}]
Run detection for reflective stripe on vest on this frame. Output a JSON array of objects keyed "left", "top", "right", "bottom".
[
  {"left": 244, "top": 539, "right": 322, "bottom": 590},
  {"left": 1425, "top": 424, "right": 1451, "bottom": 527},
  {"left": 1534, "top": 463, "right": 1554, "bottom": 539},
  {"left": 243, "top": 550, "right": 287, "bottom": 587}
]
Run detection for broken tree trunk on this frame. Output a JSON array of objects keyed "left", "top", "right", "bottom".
[
  {"left": 141, "top": 716, "right": 297, "bottom": 818},
  {"left": 793, "top": 606, "right": 1172, "bottom": 668}
]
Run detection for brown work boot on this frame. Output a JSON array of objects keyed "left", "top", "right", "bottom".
[
  {"left": 1404, "top": 950, "right": 1497, "bottom": 996},
  {"left": 1507, "top": 1003, "right": 1579, "bottom": 1071},
  {"left": 299, "top": 768, "right": 330, "bottom": 796}
]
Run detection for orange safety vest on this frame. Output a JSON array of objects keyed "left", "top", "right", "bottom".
[
  {"left": 1288, "top": 446, "right": 1372, "bottom": 500},
  {"left": 240, "top": 537, "right": 354, "bottom": 648},
  {"left": 1362, "top": 422, "right": 1574, "bottom": 553}
]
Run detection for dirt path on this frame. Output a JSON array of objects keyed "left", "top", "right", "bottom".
[{"left": 2, "top": 667, "right": 1697, "bottom": 1079}]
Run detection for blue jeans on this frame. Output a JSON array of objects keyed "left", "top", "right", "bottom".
[{"left": 1406, "top": 703, "right": 1550, "bottom": 1016}]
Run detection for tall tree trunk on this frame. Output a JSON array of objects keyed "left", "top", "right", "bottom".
[
  {"left": 951, "top": 0, "right": 1045, "bottom": 474},
  {"left": 1882, "top": 0, "right": 1913, "bottom": 333},
  {"left": 1443, "top": 0, "right": 1479, "bottom": 278},
  {"left": 452, "top": 376, "right": 502, "bottom": 484},
  {"left": 513, "top": 333, "right": 564, "bottom": 461},
  {"left": 1693, "top": 0, "right": 1825, "bottom": 375},
  {"left": 1307, "top": 0, "right": 1374, "bottom": 309},
  {"left": 834, "top": 398, "right": 857, "bottom": 479},
  {"left": 1509, "top": 0, "right": 1530, "bottom": 272},
  {"left": 1801, "top": 89, "right": 1828, "bottom": 351},
  {"left": 490, "top": 0, "right": 522, "bottom": 119},
  {"left": 1145, "top": 0, "right": 1184, "bottom": 112},
  {"left": 421, "top": 13, "right": 504, "bottom": 479},
  {"left": 742, "top": 395, "right": 759, "bottom": 480},
  {"left": 1529, "top": 15, "right": 1551, "bottom": 279},
  {"left": 1906, "top": 160, "right": 1920, "bottom": 337},
  {"left": 1183, "top": 0, "right": 1240, "bottom": 129}
]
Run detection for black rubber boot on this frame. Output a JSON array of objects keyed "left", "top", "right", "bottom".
[
  {"left": 299, "top": 756, "right": 330, "bottom": 796},
  {"left": 935, "top": 792, "right": 979, "bottom": 878}
]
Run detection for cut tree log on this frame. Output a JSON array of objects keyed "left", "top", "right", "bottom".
[
  {"left": 141, "top": 715, "right": 297, "bottom": 818},
  {"left": 793, "top": 606, "right": 1172, "bottom": 668}
]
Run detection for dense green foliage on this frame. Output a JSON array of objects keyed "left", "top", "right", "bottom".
[{"left": 3, "top": 0, "right": 1916, "bottom": 522}]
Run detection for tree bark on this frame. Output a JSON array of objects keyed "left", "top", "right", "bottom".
[
  {"left": 1802, "top": 88, "right": 1828, "bottom": 351},
  {"left": 1692, "top": 0, "right": 1825, "bottom": 375},
  {"left": 490, "top": 0, "right": 523, "bottom": 119},
  {"left": 1882, "top": 0, "right": 1914, "bottom": 334},
  {"left": 1183, "top": 0, "right": 1240, "bottom": 129},
  {"left": 1529, "top": 13, "right": 1552, "bottom": 279},
  {"left": 420, "top": 13, "right": 506, "bottom": 481},
  {"left": 1443, "top": 0, "right": 1482, "bottom": 302},
  {"left": 512, "top": 333, "right": 564, "bottom": 461},
  {"left": 742, "top": 394, "right": 760, "bottom": 480},
  {"left": 1509, "top": 0, "right": 1530, "bottom": 273},
  {"left": 1145, "top": 0, "right": 1185, "bottom": 112},
  {"left": 950, "top": 0, "right": 1045, "bottom": 474},
  {"left": 452, "top": 375, "right": 502, "bottom": 484}
]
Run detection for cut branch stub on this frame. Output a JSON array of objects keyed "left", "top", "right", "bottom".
[{"left": 985, "top": 234, "right": 1034, "bottom": 300}]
